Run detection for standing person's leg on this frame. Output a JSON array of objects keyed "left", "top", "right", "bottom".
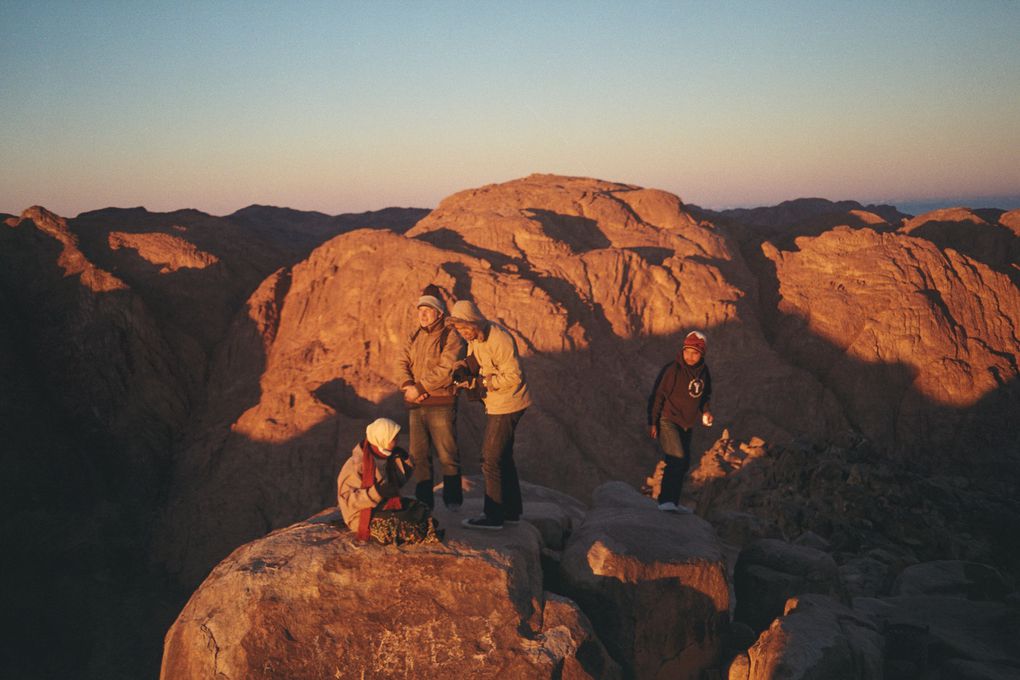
[
  {"left": 426, "top": 405, "right": 462, "bottom": 508},
  {"left": 480, "top": 412, "right": 514, "bottom": 524},
  {"left": 499, "top": 409, "right": 526, "bottom": 521},
  {"left": 657, "top": 419, "right": 692, "bottom": 509},
  {"left": 408, "top": 408, "right": 434, "bottom": 508}
]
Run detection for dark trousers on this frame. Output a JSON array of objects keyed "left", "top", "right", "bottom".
[
  {"left": 481, "top": 408, "right": 526, "bottom": 523},
  {"left": 408, "top": 405, "right": 462, "bottom": 507},
  {"left": 657, "top": 418, "right": 692, "bottom": 505}
]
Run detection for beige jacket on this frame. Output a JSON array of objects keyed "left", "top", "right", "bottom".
[
  {"left": 466, "top": 323, "right": 533, "bottom": 415},
  {"left": 397, "top": 321, "right": 466, "bottom": 407},
  {"left": 336, "top": 444, "right": 385, "bottom": 530}
]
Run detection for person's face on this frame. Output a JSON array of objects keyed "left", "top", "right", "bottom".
[
  {"left": 387, "top": 437, "right": 397, "bottom": 450},
  {"left": 417, "top": 305, "right": 441, "bottom": 328},
  {"left": 682, "top": 347, "right": 703, "bottom": 365},
  {"left": 452, "top": 322, "right": 479, "bottom": 341}
]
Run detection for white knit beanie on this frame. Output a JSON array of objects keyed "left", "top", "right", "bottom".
[{"left": 365, "top": 418, "right": 401, "bottom": 454}]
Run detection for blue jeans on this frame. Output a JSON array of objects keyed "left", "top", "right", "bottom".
[
  {"left": 408, "top": 405, "right": 461, "bottom": 506},
  {"left": 481, "top": 409, "right": 526, "bottom": 523},
  {"left": 657, "top": 418, "right": 692, "bottom": 505}
]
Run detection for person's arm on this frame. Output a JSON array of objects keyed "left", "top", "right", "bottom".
[
  {"left": 397, "top": 336, "right": 418, "bottom": 397},
  {"left": 699, "top": 365, "right": 712, "bottom": 411},
  {"left": 700, "top": 365, "right": 713, "bottom": 426},
  {"left": 337, "top": 462, "right": 384, "bottom": 511},
  {"left": 420, "top": 328, "right": 466, "bottom": 393},
  {"left": 482, "top": 329, "right": 525, "bottom": 392},
  {"left": 647, "top": 363, "right": 671, "bottom": 435}
]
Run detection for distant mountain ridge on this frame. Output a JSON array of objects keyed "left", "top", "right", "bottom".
[{"left": 2, "top": 177, "right": 1018, "bottom": 678}]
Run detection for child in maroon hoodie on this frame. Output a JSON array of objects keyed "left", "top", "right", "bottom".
[{"left": 647, "top": 331, "right": 714, "bottom": 513}]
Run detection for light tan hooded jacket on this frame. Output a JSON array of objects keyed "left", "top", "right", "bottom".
[{"left": 448, "top": 301, "right": 533, "bottom": 415}]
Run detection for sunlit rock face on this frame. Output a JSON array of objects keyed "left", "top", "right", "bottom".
[
  {"left": 899, "top": 207, "right": 1020, "bottom": 284},
  {"left": 5, "top": 176, "right": 1019, "bottom": 678},
  {"left": 764, "top": 225, "right": 1020, "bottom": 467},
  {"left": 153, "top": 174, "right": 843, "bottom": 587}
]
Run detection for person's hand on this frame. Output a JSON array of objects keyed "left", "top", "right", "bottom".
[
  {"left": 702, "top": 411, "right": 714, "bottom": 427},
  {"left": 649, "top": 425, "right": 658, "bottom": 439},
  {"left": 375, "top": 476, "right": 400, "bottom": 499},
  {"left": 415, "top": 391, "right": 429, "bottom": 403},
  {"left": 387, "top": 450, "right": 411, "bottom": 486},
  {"left": 404, "top": 384, "right": 423, "bottom": 402},
  {"left": 452, "top": 366, "right": 474, "bottom": 386}
]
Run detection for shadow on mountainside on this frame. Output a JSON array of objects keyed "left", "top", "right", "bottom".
[
  {"left": 3, "top": 210, "right": 1019, "bottom": 680},
  {"left": 524, "top": 209, "right": 611, "bottom": 253},
  {"left": 903, "top": 217, "right": 1020, "bottom": 287}
]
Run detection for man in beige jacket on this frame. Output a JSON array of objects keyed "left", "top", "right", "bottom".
[
  {"left": 447, "top": 300, "right": 532, "bottom": 530},
  {"left": 398, "top": 285, "right": 466, "bottom": 510}
]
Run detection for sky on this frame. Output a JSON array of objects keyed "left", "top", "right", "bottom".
[{"left": 2, "top": 1, "right": 1019, "bottom": 217}]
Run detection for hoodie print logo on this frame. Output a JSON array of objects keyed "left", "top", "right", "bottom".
[{"left": 688, "top": 378, "right": 704, "bottom": 398}]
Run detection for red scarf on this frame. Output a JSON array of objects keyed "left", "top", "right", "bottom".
[{"left": 356, "top": 440, "right": 402, "bottom": 543}]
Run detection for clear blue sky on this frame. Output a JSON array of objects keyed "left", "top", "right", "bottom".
[{"left": 2, "top": 1, "right": 1019, "bottom": 216}]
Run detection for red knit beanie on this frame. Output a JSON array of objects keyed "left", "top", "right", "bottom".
[{"left": 683, "top": 331, "right": 707, "bottom": 355}]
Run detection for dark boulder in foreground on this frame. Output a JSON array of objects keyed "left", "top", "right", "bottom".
[{"left": 559, "top": 482, "right": 730, "bottom": 680}]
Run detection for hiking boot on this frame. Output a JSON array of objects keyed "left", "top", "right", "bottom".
[
  {"left": 445, "top": 502, "right": 462, "bottom": 513},
  {"left": 462, "top": 515, "right": 503, "bottom": 530}
]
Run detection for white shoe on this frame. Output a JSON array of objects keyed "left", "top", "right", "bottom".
[{"left": 658, "top": 502, "right": 693, "bottom": 514}]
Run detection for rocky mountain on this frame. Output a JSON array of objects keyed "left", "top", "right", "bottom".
[
  {"left": 2, "top": 176, "right": 1018, "bottom": 678},
  {"left": 0, "top": 203, "right": 428, "bottom": 679}
]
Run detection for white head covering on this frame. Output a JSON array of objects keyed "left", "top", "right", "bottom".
[{"left": 365, "top": 417, "right": 401, "bottom": 455}]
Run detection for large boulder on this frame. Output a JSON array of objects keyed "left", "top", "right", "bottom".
[
  {"left": 891, "top": 560, "right": 1011, "bottom": 601},
  {"left": 161, "top": 509, "right": 620, "bottom": 679},
  {"left": 727, "top": 594, "right": 883, "bottom": 680},
  {"left": 559, "top": 482, "right": 729, "bottom": 679},
  {"left": 854, "top": 595, "right": 1020, "bottom": 678},
  {"left": 733, "top": 538, "right": 843, "bottom": 632}
]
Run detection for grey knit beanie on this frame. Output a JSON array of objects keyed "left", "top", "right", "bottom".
[{"left": 416, "top": 284, "right": 446, "bottom": 314}]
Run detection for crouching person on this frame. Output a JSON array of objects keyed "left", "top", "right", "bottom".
[{"left": 337, "top": 417, "right": 443, "bottom": 545}]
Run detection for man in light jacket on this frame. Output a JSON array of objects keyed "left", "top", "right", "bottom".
[
  {"left": 398, "top": 285, "right": 466, "bottom": 510},
  {"left": 447, "top": 300, "right": 532, "bottom": 530}
]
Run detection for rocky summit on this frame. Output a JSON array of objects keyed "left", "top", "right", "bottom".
[{"left": 2, "top": 175, "right": 1018, "bottom": 678}]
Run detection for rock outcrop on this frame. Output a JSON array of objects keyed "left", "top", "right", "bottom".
[
  {"left": 162, "top": 479, "right": 734, "bottom": 680},
  {"left": 763, "top": 226, "right": 1020, "bottom": 470},
  {"left": 899, "top": 207, "right": 1020, "bottom": 284},
  {"left": 161, "top": 508, "right": 622, "bottom": 680},
  {"left": 733, "top": 539, "right": 844, "bottom": 632},
  {"left": 559, "top": 482, "right": 729, "bottom": 679},
  {"left": 727, "top": 594, "right": 884, "bottom": 680}
]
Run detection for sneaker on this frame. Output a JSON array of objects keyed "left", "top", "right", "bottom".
[
  {"left": 504, "top": 517, "right": 520, "bottom": 525},
  {"left": 462, "top": 515, "right": 503, "bottom": 530},
  {"left": 674, "top": 503, "right": 694, "bottom": 514},
  {"left": 445, "top": 503, "right": 462, "bottom": 513},
  {"left": 658, "top": 502, "right": 679, "bottom": 512}
]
